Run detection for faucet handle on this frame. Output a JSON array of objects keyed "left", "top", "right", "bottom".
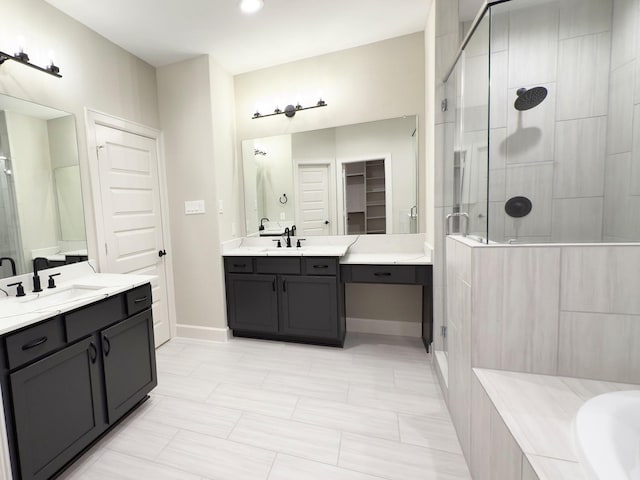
[
  {"left": 296, "top": 238, "right": 306, "bottom": 248},
  {"left": 48, "top": 273, "right": 61, "bottom": 289},
  {"left": 272, "top": 239, "right": 282, "bottom": 248},
  {"left": 7, "top": 281, "right": 25, "bottom": 297}
]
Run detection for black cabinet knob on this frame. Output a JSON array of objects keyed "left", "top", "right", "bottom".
[{"left": 158, "top": 249, "right": 167, "bottom": 257}]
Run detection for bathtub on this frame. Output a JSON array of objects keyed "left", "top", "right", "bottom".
[{"left": 575, "top": 390, "right": 640, "bottom": 480}]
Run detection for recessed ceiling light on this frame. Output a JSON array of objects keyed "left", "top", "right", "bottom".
[{"left": 240, "top": 0, "right": 264, "bottom": 14}]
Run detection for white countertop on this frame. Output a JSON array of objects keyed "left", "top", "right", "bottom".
[
  {"left": 0, "top": 264, "right": 154, "bottom": 336},
  {"left": 221, "top": 234, "right": 433, "bottom": 265}
]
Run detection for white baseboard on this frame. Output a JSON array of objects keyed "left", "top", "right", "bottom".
[
  {"left": 175, "top": 324, "right": 230, "bottom": 342},
  {"left": 346, "top": 317, "right": 421, "bottom": 337}
]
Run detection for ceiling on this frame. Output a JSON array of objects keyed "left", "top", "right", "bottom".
[{"left": 44, "top": 0, "right": 484, "bottom": 75}]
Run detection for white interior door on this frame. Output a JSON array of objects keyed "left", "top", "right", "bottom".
[
  {"left": 95, "top": 124, "right": 171, "bottom": 346},
  {"left": 296, "top": 164, "right": 331, "bottom": 236}
]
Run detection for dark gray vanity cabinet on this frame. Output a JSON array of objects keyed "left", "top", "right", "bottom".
[
  {"left": 0, "top": 283, "right": 157, "bottom": 480},
  {"left": 224, "top": 256, "right": 345, "bottom": 346},
  {"left": 226, "top": 274, "right": 279, "bottom": 333},
  {"left": 280, "top": 275, "right": 338, "bottom": 339},
  {"left": 102, "top": 309, "right": 156, "bottom": 422},
  {"left": 10, "top": 336, "right": 104, "bottom": 480}
]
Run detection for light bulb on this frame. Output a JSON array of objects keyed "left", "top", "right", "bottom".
[{"left": 240, "top": 0, "right": 264, "bottom": 14}]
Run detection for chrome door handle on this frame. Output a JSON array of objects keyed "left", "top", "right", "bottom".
[{"left": 445, "top": 213, "right": 469, "bottom": 236}]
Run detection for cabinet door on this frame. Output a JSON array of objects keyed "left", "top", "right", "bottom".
[
  {"left": 10, "top": 337, "right": 104, "bottom": 480},
  {"left": 226, "top": 274, "right": 279, "bottom": 333},
  {"left": 102, "top": 310, "right": 157, "bottom": 423},
  {"left": 280, "top": 275, "right": 338, "bottom": 339}
]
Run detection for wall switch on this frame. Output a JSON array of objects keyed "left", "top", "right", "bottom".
[
  {"left": 280, "top": 212, "right": 286, "bottom": 220},
  {"left": 184, "top": 200, "right": 206, "bottom": 215}
]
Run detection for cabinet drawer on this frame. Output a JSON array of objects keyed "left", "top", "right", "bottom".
[
  {"left": 65, "top": 295, "right": 126, "bottom": 342},
  {"left": 303, "top": 258, "right": 337, "bottom": 276},
  {"left": 5, "top": 317, "right": 66, "bottom": 370},
  {"left": 125, "top": 283, "right": 152, "bottom": 316},
  {"left": 255, "top": 257, "right": 301, "bottom": 274},
  {"left": 225, "top": 257, "right": 254, "bottom": 273},
  {"left": 348, "top": 265, "right": 417, "bottom": 284}
]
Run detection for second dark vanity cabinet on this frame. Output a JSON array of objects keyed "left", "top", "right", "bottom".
[
  {"left": 0, "top": 283, "right": 157, "bottom": 480},
  {"left": 224, "top": 256, "right": 345, "bottom": 346}
]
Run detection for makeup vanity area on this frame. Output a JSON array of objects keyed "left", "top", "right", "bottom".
[
  {"left": 230, "top": 115, "right": 433, "bottom": 349},
  {"left": 222, "top": 233, "right": 433, "bottom": 349}
]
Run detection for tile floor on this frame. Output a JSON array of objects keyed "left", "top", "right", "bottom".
[{"left": 59, "top": 333, "right": 471, "bottom": 480}]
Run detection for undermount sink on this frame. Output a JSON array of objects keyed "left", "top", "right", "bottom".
[{"left": 19, "top": 285, "right": 107, "bottom": 310}]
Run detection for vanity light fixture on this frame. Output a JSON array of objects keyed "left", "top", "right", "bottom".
[
  {"left": 240, "top": 0, "right": 264, "bottom": 14},
  {"left": 0, "top": 42, "right": 62, "bottom": 78},
  {"left": 252, "top": 97, "right": 327, "bottom": 120}
]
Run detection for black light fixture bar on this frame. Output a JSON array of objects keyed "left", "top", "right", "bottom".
[
  {"left": 252, "top": 99, "right": 327, "bottom": 119},
  {"left": 0, "top": 50, "right": 62, "bottom": 78}
]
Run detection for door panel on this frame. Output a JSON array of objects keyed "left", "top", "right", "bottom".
[
  {"left": 297, "top": 164, "right": 331, "bottom": 236},
  {"left": 280, "top": 275, "right": 338, "bottom": 338},
  {"left": 102, "top": 311, "right": 157, "bottom": 423},
  {"left": 10, "top": 337, "right": 104, "bottom": 480},
  {"left": 227, "top": 274, "right": 278, "bottom": 333},
  {"left": 95, "top": 125, "right": 171, "bottom": 346}
]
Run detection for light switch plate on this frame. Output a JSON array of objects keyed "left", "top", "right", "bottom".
[{"left": 185, "top": 200, "right": 206, "bottom": 215}]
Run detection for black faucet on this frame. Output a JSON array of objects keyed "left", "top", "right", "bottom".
[
  {"left": 0, "top": 257, "right": 16, "bottom": 276},
  {"left": 259, "top": 217, "right": 270, "bottom": 231},
  {"left": 291, "top": 225, "right": 296, "bottom": 237},
  {"left": 283, "top": 227, "right": 292, "bottom": 248},
  {"left": 32, "top": 257, "right": 50, "bottom": 293}
]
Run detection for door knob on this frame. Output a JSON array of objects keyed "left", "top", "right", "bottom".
[
  {"left": 158, "top": 249, "right": 167, "bottom": 257},
  {"left": 324, "top": 220, "right": 329, "bottom": 224}
]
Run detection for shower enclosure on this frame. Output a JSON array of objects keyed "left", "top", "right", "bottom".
[{"left": 444, "top": 0, "right": 640, "bottom": 244}]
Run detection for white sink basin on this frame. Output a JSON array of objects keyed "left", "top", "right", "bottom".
[{"left": 20, "top": 285, "right": 106, "bottom": 310}]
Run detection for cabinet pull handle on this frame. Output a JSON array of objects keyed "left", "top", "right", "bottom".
[
  {"left": 103, "top": 335, "right": 111, "bottom": 356},
  {"left": 21, "top": 336, "right": 47, "bottom": 350},
  {"left": 233, "top": 263, "right": 246, "bottom": 268},
  {"left": 272, "top": 279, "right": 276, "bottom": 292},
  {"left": 313, "top": 265, "right": 329, "bottom": 269},
  {"left": 134, "top": 296, "right": 148, "bottom": 304},
  {"left": 89, "top": 342, "right": 97, "bottom": 363},
  {"left": 282, "top": 280, "right": 286, "bottom": 292},
  {"left": 374, "top": 272, "right": 392, "bottom": 277}
]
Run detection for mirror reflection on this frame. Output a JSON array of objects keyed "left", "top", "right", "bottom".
[
  {"left": 242, "top": 115, "right": 419, "bottom": 236},
  {"left": 0, "top": 95, "right": 87, "bottom": 279}
]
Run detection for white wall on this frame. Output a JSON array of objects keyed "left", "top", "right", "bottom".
[
  {"left": 1, "top": 0, "right": 160, "bottom": 271},
  {"left": 156, "top": 55, "right": 230, "bottom": 339}
]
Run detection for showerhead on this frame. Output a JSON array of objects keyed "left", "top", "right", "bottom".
[{"left": 514, "top": 87, "right": 548, "bottom": 111}]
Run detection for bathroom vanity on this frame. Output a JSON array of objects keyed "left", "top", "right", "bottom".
[
  {"left": 224, "top": 245, "right": 348, "bottom": 346},
  {"left": 0, "top": 266, "right": 157, "bottom": 480},
  {"left": 222, "top": 235, "right": 433, "bottom": 348}
]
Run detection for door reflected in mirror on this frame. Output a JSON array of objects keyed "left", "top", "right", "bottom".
[
  {"left": 0, "top": 95, "right": 86, "bottom": 279},
  {"left": 242, "top": 115, "right": 418, "bottom": 237}
]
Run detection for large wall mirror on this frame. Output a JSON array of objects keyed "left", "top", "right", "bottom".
[
  {"left": 0, "top": 94, "right": 87, "bottom": 279},
  {"left": 242, "top": 115, "right": 419, "bottom": 236}
]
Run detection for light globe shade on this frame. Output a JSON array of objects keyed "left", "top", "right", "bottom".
[{"left": 240, "top": 0, "right": 264, "bottom": 14}]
